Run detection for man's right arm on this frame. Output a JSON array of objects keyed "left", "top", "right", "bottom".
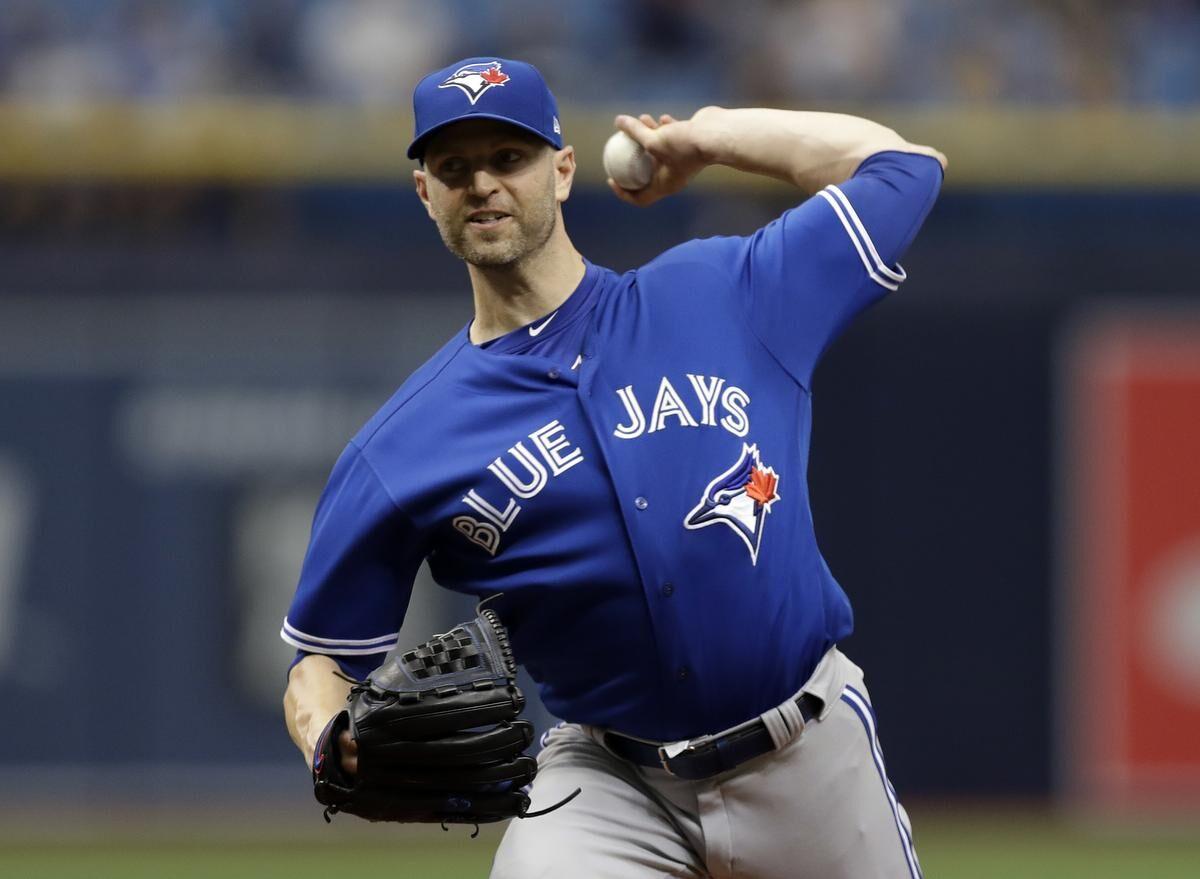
[
  {"left": 284, "top": 653, "right": 354, "bottom": 766},
  {"left": 281, "top": 443, "right": 427, "bottom": 771}
]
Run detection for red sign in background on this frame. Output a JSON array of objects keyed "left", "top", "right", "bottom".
[{"left": 1067, "top": 314, "right": 1200, "bottom": 812}]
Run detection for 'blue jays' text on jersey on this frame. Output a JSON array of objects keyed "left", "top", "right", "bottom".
[{"left": 282, "top": 151, "right": 943, "bottom": 742}]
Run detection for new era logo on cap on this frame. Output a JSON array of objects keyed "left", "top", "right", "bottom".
[
  {"left": 408, "top": 56, "right": 563, "bottom": 160},
  {"left": 439, "top": 61, "right": 511, "bottom": 106}
]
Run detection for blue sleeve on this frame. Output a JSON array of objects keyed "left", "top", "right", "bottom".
[
  {"left": 730, "top": 150, "right": 943, "bottom": 388},
  {"left": 281, "top": 442, "right": 426, "bottom": 674}
]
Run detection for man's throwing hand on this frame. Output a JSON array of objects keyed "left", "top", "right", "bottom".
[{"left": 607, "top": 107, "right": 725, "bottom": 207}]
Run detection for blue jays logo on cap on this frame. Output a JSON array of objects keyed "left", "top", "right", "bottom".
[
  {"left": 439, "top": 61, "right": 511, "bottom": 106},
  {"left": 684, "top": 443, "right": 780, "bottom": 565}
]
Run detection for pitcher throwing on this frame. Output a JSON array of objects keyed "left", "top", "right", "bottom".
[{"left": 282, "top": 56, "right": 945, "bottom": 878}]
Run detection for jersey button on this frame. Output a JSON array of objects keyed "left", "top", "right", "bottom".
[
  {"left": 661, "top": 583, "right": 674, "bottom": 597},
  {"left": 676, "top": 666, "right": 690, "bottom": 681},
  {"left": 547, "top": 368, "right": 560, "bottom": 380},
  {"left": 634, "top": 496, "right": 648, "bottom": 510}
]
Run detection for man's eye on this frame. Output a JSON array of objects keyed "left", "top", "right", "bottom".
[
  {"left": 498, "top": 150, "right": 522, "bottom": 163},
  {"left": 439, "top": 159, "right": 466, "bottom": 175}
]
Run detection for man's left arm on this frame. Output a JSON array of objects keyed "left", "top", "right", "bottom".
[
  {"left": 608, "top": 107, "right": 945, "bottom": 206},
  {"left": 613, "top": 108, "right": 945, "bottom": 388}
]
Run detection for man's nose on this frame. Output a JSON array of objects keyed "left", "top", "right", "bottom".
[{"left": 468, "top": 168, "right": 500, "bottom": 197}]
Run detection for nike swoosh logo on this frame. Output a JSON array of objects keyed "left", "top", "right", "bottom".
[{"left": 529, "top": 311, "right": 558, "bottom": 337}]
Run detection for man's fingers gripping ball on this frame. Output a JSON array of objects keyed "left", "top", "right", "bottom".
[{"left": 604, "top": 130, "right": 657, "bottom": 192}]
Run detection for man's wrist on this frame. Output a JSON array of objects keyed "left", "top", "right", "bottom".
[{"left": 687, "top": 106, "right": 736, "bottom": 169}]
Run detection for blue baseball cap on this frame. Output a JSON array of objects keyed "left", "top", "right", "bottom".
[{"left": 407, "top": 57, "right": 563, "bottom": 161}]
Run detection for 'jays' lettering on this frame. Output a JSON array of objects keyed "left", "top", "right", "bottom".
[{"left": 613, "top": 374, "right": 750, "bottom": 439}]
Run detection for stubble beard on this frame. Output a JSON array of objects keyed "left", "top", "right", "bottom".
[{"left": 438, "top": 191, "right": 558, "bottom": 268}]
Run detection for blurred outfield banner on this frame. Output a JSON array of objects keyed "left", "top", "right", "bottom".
[
  {"left": 1063, "top": 312, "right": 1200, "bottom": 815},
  {"left": 0, "top": 103, "right": 1198, "bottom": 187}
]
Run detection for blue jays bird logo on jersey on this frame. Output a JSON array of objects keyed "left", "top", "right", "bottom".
[
  {"left": 439, "top": 61, "right": 511, "bottom": 105},
  {"left": 684, "top": 443, "right": 780, "bottom": 564}
]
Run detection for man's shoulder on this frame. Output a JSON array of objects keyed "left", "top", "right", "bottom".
[
  {"left": 607, "top": 235, "right": 747, "bottom": 311},
  {"left": 635, "top": 234, "right": 745, "bottom": 284},
  {"left": 351, "top": 327, "right": 471, "bottom": 450},
  {"left": 576, "top": 240, "right": 742, "bottom": 315}
]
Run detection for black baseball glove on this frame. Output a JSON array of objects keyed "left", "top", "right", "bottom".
[{"left": 311, "top": 608, "right": 576, "bottom": 827}]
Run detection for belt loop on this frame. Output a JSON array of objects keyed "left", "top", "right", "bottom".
[{"left": 760, "top": 699, "right": 805, "bottom": 750}]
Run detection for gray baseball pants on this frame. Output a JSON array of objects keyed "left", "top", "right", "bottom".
[{"left": 490, "top": 648, "right": 922, "bottom": 879}]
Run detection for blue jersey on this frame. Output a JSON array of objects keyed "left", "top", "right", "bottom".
[{"left": 282, "top": 151, "right": 943, "bottom": 742}]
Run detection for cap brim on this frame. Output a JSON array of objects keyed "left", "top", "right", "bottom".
[{"left": 407, "top": 114, "right": 561, "bottom": 160}]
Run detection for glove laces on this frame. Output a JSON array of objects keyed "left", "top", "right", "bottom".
[{"left": 521, "top": 786, "right": 582, "bottom": 819}]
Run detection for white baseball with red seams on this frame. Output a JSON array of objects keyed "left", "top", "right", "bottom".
[{"left": 603, "top": 131, "right": 656, "bottom": 191}]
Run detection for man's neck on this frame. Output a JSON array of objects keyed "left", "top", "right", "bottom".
[{"left": 467, "top": 228, "right": 586, "bottom": 345}]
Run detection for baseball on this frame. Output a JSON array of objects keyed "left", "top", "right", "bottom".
[{"left": 603, "top": 131, "right": 656, "bottom": 191}]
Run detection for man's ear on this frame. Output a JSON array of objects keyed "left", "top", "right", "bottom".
[
  {"left": 413, "top": 169, "right": 436, "bottom": 220},
  {"left": 554, "top": 146, "right": 576, "bottom": 204}
]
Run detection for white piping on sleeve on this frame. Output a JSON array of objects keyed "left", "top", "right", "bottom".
[
  {"left": 825, "top": 185, "right": 907, "bottom": 284},
  {"left": 281, "top": 618, "right": 398, "bottom": 649},
  {"left": 280, "top": 626, "right": 397, "bottom": 656},
  {"left": 817, "top": 187, "right": 906, "bottom": 291}
]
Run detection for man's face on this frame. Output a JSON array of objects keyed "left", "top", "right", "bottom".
[{"left": 414, "top": 120, "right": 574, "bottom": 268}]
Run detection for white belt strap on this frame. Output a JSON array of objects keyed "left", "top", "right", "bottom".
[{"left": 760, "top": 697, "right": 807, "bottom": 751}]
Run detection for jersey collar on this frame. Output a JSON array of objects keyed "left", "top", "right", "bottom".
[{"left": 474, "top": 260, "right": 604, "bottom": 356}]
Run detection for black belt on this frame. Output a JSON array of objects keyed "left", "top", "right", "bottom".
[{"left": 602, "top": 692, "right": 823, "bottom": 781}]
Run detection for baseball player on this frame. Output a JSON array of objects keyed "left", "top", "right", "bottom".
[{"left": 283, "top": 56, "right": 945, "bottom": 878}]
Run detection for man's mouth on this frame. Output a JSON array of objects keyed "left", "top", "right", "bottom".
[{"left": 467, "top": 211, "right": 511, "bottom": 228}]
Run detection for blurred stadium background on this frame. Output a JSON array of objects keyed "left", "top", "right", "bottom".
[{"left": 1, "top": 1, "right": 1199, "bottom": 876}]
